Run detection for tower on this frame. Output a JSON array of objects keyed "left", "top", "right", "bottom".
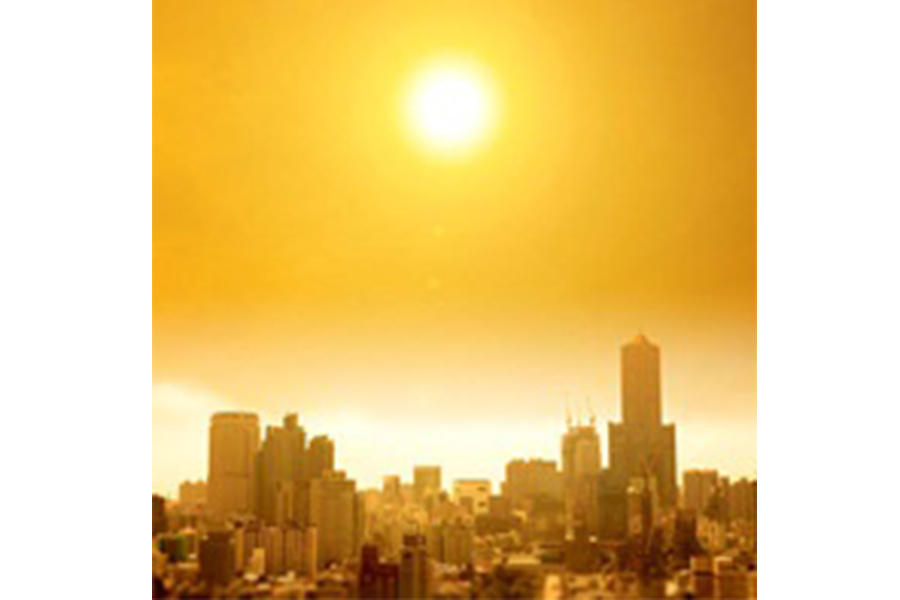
[
  {"left": 208, "top": 413, "right": 261, "bottom": 519},
  {"left": 399, "top": 534, "right": 431, "bottom": 600},
  {"left": 152, "top": 494, "right": 167, "bottom": 537},
  {"left": 608, "top": 335, "right": 678, "bottom": 509},
  {"left": 308, "top": 470, "right": 358, "bottom": 569},
  {"left": 561, "top": 422, "right": 602, "bottom": 536},
  {"left": 256, "top": 414, "right": 307, "bottom": 526},
  {"left": 413, "top": 466, "right": 442, "bottom": 502},
  {"left": 307, "top": 436, "right": 335, "bottom": 481}
]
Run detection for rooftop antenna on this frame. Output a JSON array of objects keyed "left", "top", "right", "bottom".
[{"left": 565, "top": 391, "right": 573, "bottom": 428}]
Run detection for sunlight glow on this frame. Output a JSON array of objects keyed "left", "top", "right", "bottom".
[{"left": 405, "top": 59, "right": 496, "bottom": 156}]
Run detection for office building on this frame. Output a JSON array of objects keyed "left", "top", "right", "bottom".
[
  {"left": 504, "top": 459, "right": 563, "bottom": 509},
  {"left": 178, "top": 481, "right": 207, "bottom": 511},
  {"left": 309, "top": 470, "right": 358, "bottom": 569},
  {"left": 307, "top": 435, "right": 335, "bottom": 481},
  {"left": 358, "top": 545, "right": 401, "bottom": 600},
  {"left": 608, "top": 335, "right": 678, "bottom": 508},
  {"left": 208, "top": 412, "right": 260, "bottom": 518},
  {"left": 729, "top": 478, "right": 757, "bottom": 522},
  {"left": 257, "top": 414, "right": 307, "bottom": 526},
  {"left": 454, "top": 480, "right": 492, "bottom": 516},
  {"left": 400, "top": 534, "right": 432, "bottom": 600},
  {"left": 153, "top": 494, "right": 167, "bottom": 537},
  {"left": 199, "top": 530, "right": 236, "bottom": 587},
  {"left": 428, "top": 520, "right": 474, "bottom": 566},
  {"left": 562, "top": 424, "right": 602, "bottom": 535},
  {"left": 683, "top": 469, "right": 720, "bottom": 515},
  {"left": 413, "top": 466, "right": 442, "bottom": 501},
  {"left": 383, "top": 475, "right": 403, "bottom": 506}
]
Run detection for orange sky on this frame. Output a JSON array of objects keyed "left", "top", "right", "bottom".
[{"left": 153, "top": 0, "right": 756, "bottom": 497}]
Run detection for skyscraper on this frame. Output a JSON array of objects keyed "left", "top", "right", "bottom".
[
  {"left": 152, "top": 494, "right": 167, "bottom": 537},
  {"left": 683, "top": 469, "right": 720, "bottom": 515},
  {"left": 453, "top": 480, "right": 492, "bottom": 516},
  {"left": 608, "top": 335, "right": 678, "bottom": 508},
  {"left": 309, "top": 470, "right": 358, "bottom": 569},
  {"left": 256, "top": 414, "right": 307, "bottom": 526},
  {"left": 399, "top": 534, "right": 432, "bottom": 600},
  {"left": 383, "top": 475, "right": 403, "bottom": 506},
  {"left": 359, "top": 545, "right": 401, "bottom": 600},
  {"left": 504, "top": 459, "right": 563, "bottom": 509},
  {"left": 178, "top": 481, "right": 207, "bottom": 511},
  {"left": 562, "top": 422, "right": 602, "bottom": 534},
  {"left": 307, "top": 435, "right": 335, "bottom": 481},
  {"left": 208, "top": 412, "right": 260, "bottom": 519},
  {"left": 413, "top": 466, "right": 442, "bottom": 501},
  {"left": 199, "top": 530, "right": 236, "bottom": 587}
]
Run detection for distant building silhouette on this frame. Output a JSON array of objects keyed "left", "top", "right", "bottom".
[
  {"left": 596, "top": 470, "right": 628, "bottom": 542},
  {"left": 178, "top": 480, "right": 207, "bottom": 511},
  {"left": 359, "top": 545, "right": 400, "bottom": 600},
  {"left": 383, "top": 475, "right": 403, "bottom": 506},
  {"left": 256, "top": 414, "right": 307, "bottom": 526},
  {"left": 399, "top": 534, "right": 432, "bottom": 600},
  {"left": 307, "top": 435, "right": 335, "bottom": 481},
  {"left": 413, "top": 466, "right": 442, "bottom": 501},
  {"left": 608, "top": 335, "right": 678, "bottom": 508},
  {"left": 504, "top": 459, "right": 563, "bottom": 510},
  {"left": 199, "top": 530, "right": 235, "bottom": 586},
  {"left": 562, "top": 423, "right": 602, "bottom": 536},
  {"left": 208, "top": 413, "right": 260, "bottom": 519},
  {"left": 428, "top": 520, "right": 474, "bottom": 566},
  {"left": 152, "top": 494, "right": 167, "bottom": 537},
  {"left": 454, "top": 480, "right": 492, "bottom": 516},
  {"left": 729, "top": 477, "right": 757, "bottom": 522},
  {"left": 683, "top": 469, "right": 720, "bottom": 515},
  {"left": 309, "top": 470, "right": 358, "bottom": 569}
]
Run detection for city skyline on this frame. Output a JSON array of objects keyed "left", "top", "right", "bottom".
[
  {"left": 154, "top": 333, "right": 756, "bottom": 598},
  {"left": 153, "top": 333, "right": 756, "bottom": 498}
]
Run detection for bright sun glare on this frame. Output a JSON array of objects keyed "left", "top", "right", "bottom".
[{"left": 406, "top": 60, "right": 495, "bottom": 155}]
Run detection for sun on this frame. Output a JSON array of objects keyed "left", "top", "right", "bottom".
[{"left": 405, "top": 59, "right": 496, "bottom": 156}]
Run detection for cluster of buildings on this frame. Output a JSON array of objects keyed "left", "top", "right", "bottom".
[{"left": 152, "top": 335, "right": 757, "bottom": 599}]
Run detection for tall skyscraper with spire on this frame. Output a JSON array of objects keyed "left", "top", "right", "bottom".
[{"left": 608, "top": 334, "right": 678, "bottom": 508}]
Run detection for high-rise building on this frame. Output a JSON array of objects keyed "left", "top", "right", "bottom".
[
  {"left": 383, "top": 475, "right": 403, "bottom": 506},
  {"left": 152, "top": 494, "right": 168, "bottom": 537},
  {"left": 256, "top": 414, "right": 307, "bottom": 526},
  {"left": 673, "top": 509, "right": 704, "bottom": 567},
  {"left": 208, "top": 413, "right": 260, "bottom": 519},
  {"left": 199, "top": 530, "right": 236, "bottom": 587},
  {"left": 627, "top": 477, "right": 659, "bottom": 539},
  {"left": 683, "top": 469, "right": 720, "bottom": 515},
  {"left": 428, "top": 521, "right": 474, "bottom": 566},
  {"left": 262, "top": 526, "right": 286, "bottom": 577},
  {"left": 729, "top": 478, "right": 757, "bottom": 522},
  {"left": 504, "top": 459, "right": 563, "bottom": 509},
  {"left": 178, "top": 481, "right": 208, "bottom": 511},
  {"left": 359, "top": 545, "right": 401, "bottom": 600},
  {"left": 413, "top": 466, "right": 442, "bottom": 501},
  {"left": 608, "top": 335, "right": 678, "bottom": 508},
  {"left": 307, "top": 435, "right": 335, "bottom": 481},
  {"left": 399, "top": 534, "right": 432, "bottom": 600},
  {"left": 309, "top": 470, "right": 358, "bottom": 569},
  {"left": 596, "top": 470, "right": 628, "bottom": 542},
  {"left": 453, "top": 480, "right": 492, "bottom": 516},
  {"left": 562, "top": 423, "right": 602, "bottom": 534}
]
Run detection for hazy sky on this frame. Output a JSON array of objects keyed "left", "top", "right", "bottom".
[{"left": 153, "top": 0, "right": 756, "bottom": 497}]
